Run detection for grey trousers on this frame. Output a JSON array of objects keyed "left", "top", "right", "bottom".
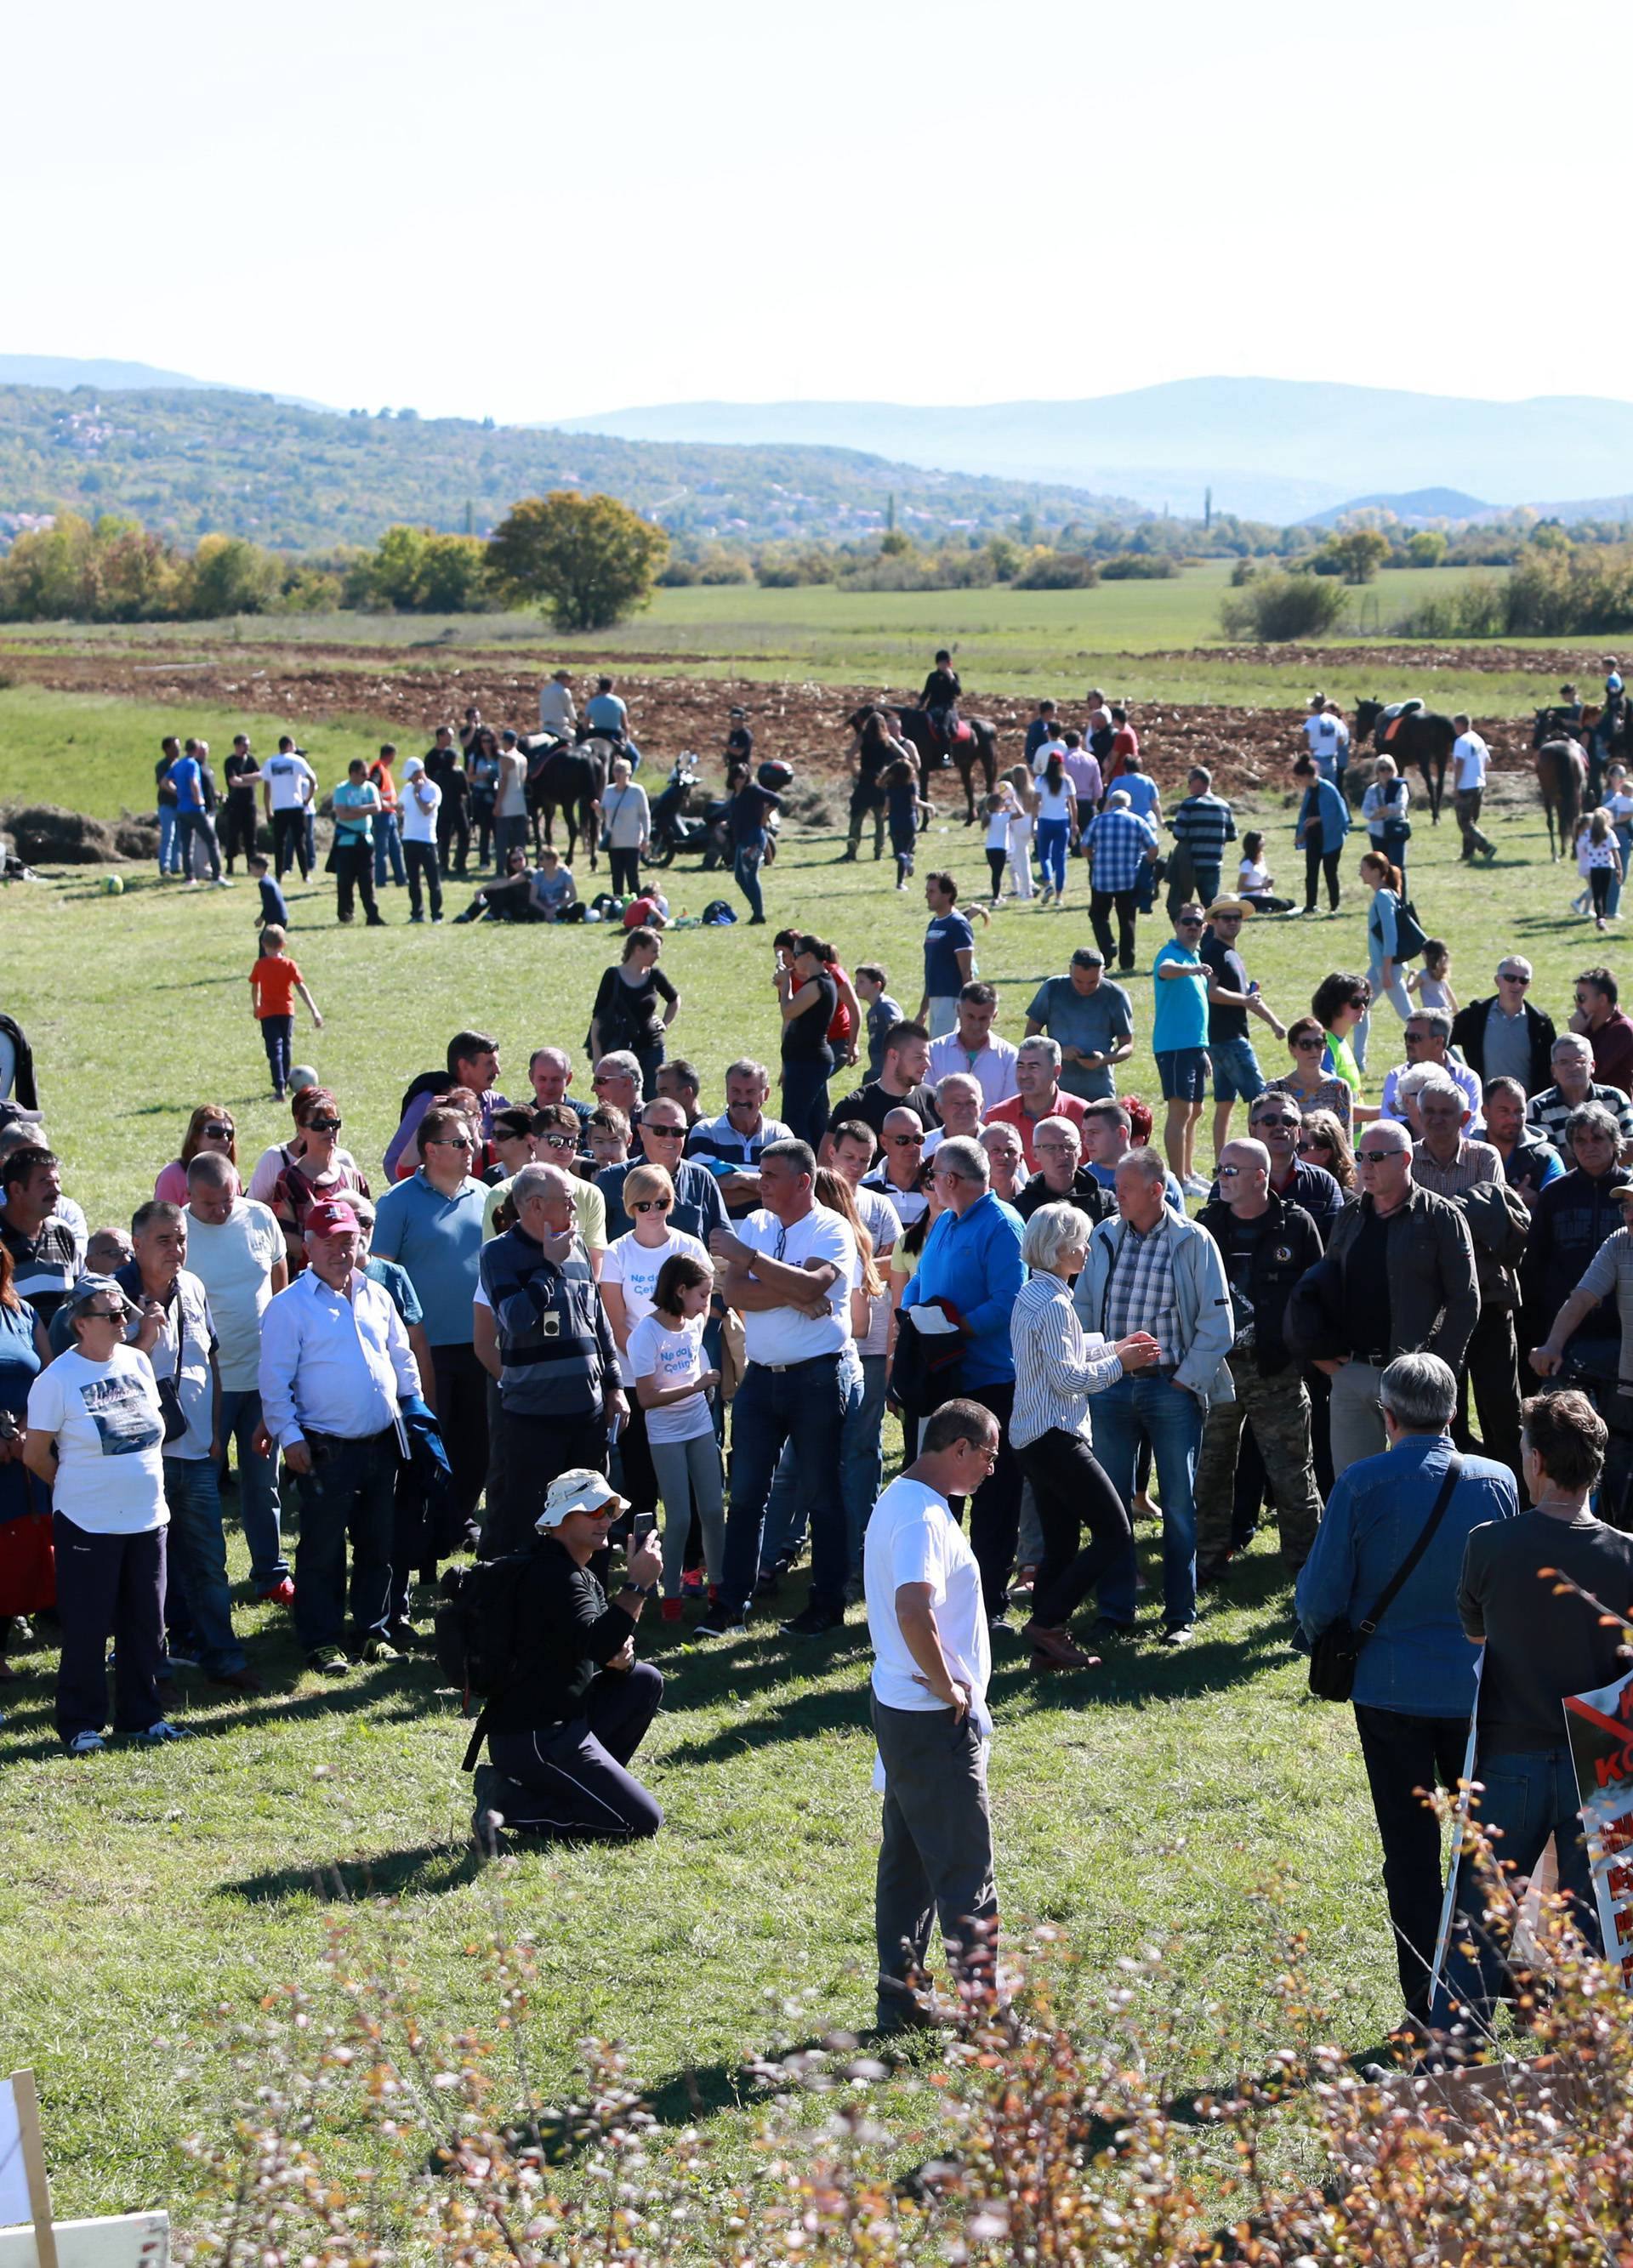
[
  {"left": 648, "top": 1430, "right": 725, "bottom": 1594},
  {"left": 1329, "top": 1358, "right": 1388, "bottom": 1479},
  {"left": 872, "top": 1692, "right": 998, "bottom": 2021}
]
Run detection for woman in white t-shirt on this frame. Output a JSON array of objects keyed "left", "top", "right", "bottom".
[
  {"left": 599, "top": 1164, "right": 711, "bottom": 1536},
  {"left": 1004, "top": 766, "right": 1036, "bottom": 902},
  {"left": 627, "top": 1251, "right": 725, "bottom": 1612},
  {"left": 24, "top": 1277, "right": 181, "bottom": 1754}
]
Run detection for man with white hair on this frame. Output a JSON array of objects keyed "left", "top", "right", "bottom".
[
  {"left": 1527, "top": 1031, "right": 1633, "bottom": 1151},
  {"left": 589, "top": 1052, "right": 644, "bottom": 1125},
  {"left": 922, "top": 1072, "right": 983, "bottom": 1158},
  {"left": 1073, "top": 1148, "right": 1235, "bottom": 1646},
  {"left": 1450, "top": 957, "right": 1556, "bottom": 1096},
  {"left": 185, "top": 1152, "right": 290, "bottom": 1602},
  {"left": 984, "top": 1037, "right": 1089, "bottom": 1172},
  {"left": 259, "top": 1197, "right": 423, "bottom": 1674},
  {"left": 977, "top": 1121, "right": 1026, "bottom": 1205},
  {"left": 1014, "top": 1116, "right": 1106, "bottom": 1227},
  {"left": 1376, "top": 1009, "right": 1481, "bottom": 1126}
]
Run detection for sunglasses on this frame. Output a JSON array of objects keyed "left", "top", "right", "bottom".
[
  {"left": 82, "top": 1304, "right": 124, "bottom": 1322},
  {"left": 1292, "top": 1037, "right": 1324, "bottom": 1053},
  {"left": 1177, "top": 918, "right": 1204, "bottom": 929},
  {"left": 1215, "top": 913, "right": 1243, "bottom": 924},
  {"left": 1254, "top": 1117, "right": 1299, "bottom": 1131},
  {"left": 537, "top": 1130, "right": 578, "bottom": 1150},
  {"left": 889, "top": 1133, "right": 925, "bottom": 1147},
  {"left": 641, "top": 1125, "right": 685, "bottom": 1140},
  {"left": 1357, "top": 1147, "right": 1403, "bottom": 1162},
  {"left": 631, "top": 1197, "right": 672, "bottom": 1214},
  {"left": 430, "top": 1135, "right": 475, "bottom": 1150},
  {"left": 306, "top": 1117, "right": 343, "bottom": 1133},
  {"left": 1218, "top": 1163, "right": 1245, "bottom": 1178},
  {"left": 1295, "top": 1136, "right": 1332, "bottom": 1152},
  {"left": 592, "top": 1074, "right": 623, "bottom": 1086},
  {"left": 201, "top": 1124, "right": 234, "bottom": 1140},
  {"left": 1499, "top": 971, "right": 1530, "bottom": 984}
]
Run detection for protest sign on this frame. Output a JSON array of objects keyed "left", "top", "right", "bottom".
[{"left": 1563, "top": 1661, "right": 1633, "bottom": 1988}]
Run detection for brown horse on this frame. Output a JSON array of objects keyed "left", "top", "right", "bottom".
[
  {"left": 889, "top": 704, "right": 999, "bottom": 822},
  {"left": 1536, "top": 736, "right": 1586, "bottom": 861}
]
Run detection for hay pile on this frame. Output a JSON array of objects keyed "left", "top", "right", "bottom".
[{"left": 0, "top": 804, "right": 158, "bottom": 866}]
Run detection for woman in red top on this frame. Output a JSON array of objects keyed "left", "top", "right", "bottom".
[
  {"left": 271, "top": 1089, "right": 370, "bottom": 1269},
  {"left": 774, "top": 928, "right": 861, "bottom": 1069},
  {"left": 154, "top": 1105, "right": 238, "bottom": 1205}
]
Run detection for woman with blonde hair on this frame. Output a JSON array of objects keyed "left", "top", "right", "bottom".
[
  {"left": 1295, "top": 1107, "right": 1355, "bottom": 1191},
  {"left": 154, "top": 1105, "right": 237, "bottom": 1205},
  {"left": 600, "top": 1162, "right": 711, "bottom": 1539}
]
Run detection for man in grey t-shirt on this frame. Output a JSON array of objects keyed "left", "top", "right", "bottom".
[{"left": 1024, "top": 949, "right": 1135, "bottom": 1101}]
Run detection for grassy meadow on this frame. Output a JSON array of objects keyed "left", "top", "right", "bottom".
[{"left": 0, "top": 752, "right": 1601, "bottom": 2235}]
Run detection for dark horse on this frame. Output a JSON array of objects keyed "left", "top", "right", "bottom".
[
  {"left": 1353, "top": 699, "right": 1456, "bottom": 824},
  {"left": 1535, "top": 734, "right": 1587, "bottom": 861},
  {"left": 525, "top": 736, "right": 605, "bottom": 868},
  {"left": 890, "top": 704, "right": 999, "bottom": 822}
]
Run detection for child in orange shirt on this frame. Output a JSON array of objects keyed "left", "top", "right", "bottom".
[{"left": 248, "top": 924, "right": 323, "bottom": 1099}]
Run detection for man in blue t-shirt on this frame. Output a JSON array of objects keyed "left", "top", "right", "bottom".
[
  {"left": 1152, "top": 904, "right": 1213, "bottom": 1195},
  {"left": 917, "top": 872, "right": 976, "bottom": 1038},
  {"left": 168, "top": 737, "right": 226, "bottom": 887}
]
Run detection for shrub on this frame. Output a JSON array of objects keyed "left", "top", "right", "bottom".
[
  {"left": 1098, "top": 553, "right": 1178, "bottom": 580},
  {"left": 1014, "top": 549, "right": 1101, "bottom": 591},
  {"left": 487, "top": 492, "right": 669, "bottom": 632},
  {"left": 1219, "top": 571, "right": 1348, "bottom": 640}
]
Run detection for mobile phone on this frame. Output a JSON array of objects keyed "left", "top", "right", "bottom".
[{"left": 632, "top": 1509, "right": 657, "bottom": 1540}]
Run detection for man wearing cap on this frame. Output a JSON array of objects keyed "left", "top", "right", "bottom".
[
  {"left": 1198, "top": 900, "right": 1287, "bottom": 1160},
  {"left": 471, "top": 1467, "right": 665, "bottom": 1849},
  {"left": 258, "top": 1197, "right": 424, "bottom": 1674},
  {"left": 1023, "top": 949, "right": 1134, "bottom": 1105},
  {"left": 398, "top": 756, "right": 443, "bottom": 924},
  {"left": 538, "top": 668, "right": 578, "bottom": 742}
]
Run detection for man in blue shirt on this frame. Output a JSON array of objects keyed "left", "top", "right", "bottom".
[
  {"left": 1084, "top": 792, "right": 1160, "bottom": 973},
  {"left": 900, "top": 1135, "right": 1026, "bottom": 1623},
  {"left": 1152, "top": 905, "right": 1213, "bottom": 1196},
  {"left": 917, "top": 873, "right": 976, "bottom": 1038},
  {"left": 1293, "top": 755, "right": 1350, "bottom": 916},
  {"left": 1296, "top": 1351, "right": 1517, "bottom": 2024},
  {"left": 170, "top": 736, "right": 228, "bottom": 888}
]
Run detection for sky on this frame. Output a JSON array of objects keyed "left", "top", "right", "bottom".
[{"left": 12, "top": 0, "right": 1628, "bottom": 424}]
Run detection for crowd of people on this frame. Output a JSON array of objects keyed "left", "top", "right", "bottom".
[{"left": 10, "top": 658, "right": 1631, "bottom": 2057}]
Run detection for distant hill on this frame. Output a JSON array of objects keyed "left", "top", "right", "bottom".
[
  {"left": 0, "top": 384, "right": 1142, "bottom": 551},
  {"left": 1301, "top": 487, "right": 1493, "bottom": 528},
  {"left": 556, "top": 378, "right": 1633, "bottom": 522},
  {"left": 0, "top": 355, "right": 327, "bottom": 409}
]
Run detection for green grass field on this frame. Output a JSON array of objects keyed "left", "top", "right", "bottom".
[{"left": 0, "top": 762, "right": 1599, "bottom": 2236}]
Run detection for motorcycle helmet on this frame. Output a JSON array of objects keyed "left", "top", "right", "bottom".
[{"left": 757, "top": 760, "right": 794, "bottom": 792}]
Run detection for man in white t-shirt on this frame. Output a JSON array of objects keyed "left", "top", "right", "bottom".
[
  {"left": 829, "top": 1121, "right": 901, "bottom": 1582},
  {"left": 1451, "top": 711, "right": 1496, "bottom": 863},
  {"left": 864, "top": 1397, "right": 1001, "bottom": 2034},
  {"left": 262, "top": 736, "right": 317, "bottom": 881},
  {"left": 398, "top": 756, "right": 444, "bottom": 924},
  {"left": 1301, "top": 696, "right": 1346, "bottom": 785},
  {"left": 700, "top": 1139, "right": 856, "bottom": 1639},
  {"left": 185, "top": 1153, "right": 290, "bottom": 1600}
]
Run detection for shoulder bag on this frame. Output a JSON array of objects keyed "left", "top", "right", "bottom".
[{"left": 1308, "top": 1453, "right": 1462, "bottom": 1702}]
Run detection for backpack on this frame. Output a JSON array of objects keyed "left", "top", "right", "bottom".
[
  {"left": 701, "top": 899, "right": 737, "bottom": 925},
  {"left": 433, "top": 1552, "right": 535, "bottom": 1769},
  {"left": 1391, "top": 892, "right": 1429, "bottom": 960}
]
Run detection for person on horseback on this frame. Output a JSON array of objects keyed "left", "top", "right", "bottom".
[{"left": 919, "top": 651, "right": 963, "bottom": 765}]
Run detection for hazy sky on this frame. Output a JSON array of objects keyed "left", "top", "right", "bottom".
[{"left": 14, "top": 0, "right": 1623, "bottom": 422}]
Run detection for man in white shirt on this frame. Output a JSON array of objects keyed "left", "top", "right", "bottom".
[
  {"left": 926, "top": 982, "right": 1018, "bottom": 1114},
  {"left": 398, "top": 755, "right": 443, "bottom": 924},
  {"left": 259, "top": 1198, "right": 421, "bottom": 1674},
  {"left": 185, "top": 1153, "right": 289, "bottom": 1600},
  {"left": 1301, "top": 696, "right": 1346, "bottom": 785},
  {"left": 1451, "top": 712, "right": 1496, "bottom": 863},
  {"left": 864, "top": 1398, "right": 1002, "bottom": 2034},
  {"left": 701, "top": 1140, "right": 856, "bottom": 1639},
  {"left": 1376, "top": 1009, "right": 1482, "bottom": 1126},
  {"left": 261, "top": 736, "right": 317, "bottom": 881},
  {"left": 538, "top": 668, "right": 578, "bottom": 741},
  {"left": 829, "top": 1121, "right": 901, "bottom": 1581},
  {"left": 921, "top": 1073, "right": 983, "bottom": 1159}
]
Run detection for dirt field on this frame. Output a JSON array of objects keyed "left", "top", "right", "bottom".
[{"left": 2, "top": 647, "right": 1541, "bottom": 804}]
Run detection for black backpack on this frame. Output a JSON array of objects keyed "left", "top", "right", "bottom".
[
  {"left": 1391, "top": 892, "right": 1429, "bottom": 960},
  {"left": 434, "top": 1552, "right": 533, "bottom": 1768}
]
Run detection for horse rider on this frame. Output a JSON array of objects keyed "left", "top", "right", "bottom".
[{"left": 919, "top": 651, "right": 963, "bottom": 766}]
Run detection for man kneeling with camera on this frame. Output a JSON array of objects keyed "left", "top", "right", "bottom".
[{"left": 472, "top": 1468, "right": 664, "bottom": 1849}]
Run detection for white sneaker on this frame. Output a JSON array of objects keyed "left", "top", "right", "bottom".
[
  {"left": 212, "top": 877, "right": 234, "bottom": 889},
  {"left": 1183, "top": 1173, "right": 1211, "bottom": 1197},
  {"left": 181, "top": 879, "right": 199, "bottom": 890},
  {"left": 65, "top": 1729, "right": 105, "bottom": 1755}
]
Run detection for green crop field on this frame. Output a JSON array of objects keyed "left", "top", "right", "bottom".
[{"left": 0, "top": 746, "right": 1600, "bottom": 2238}]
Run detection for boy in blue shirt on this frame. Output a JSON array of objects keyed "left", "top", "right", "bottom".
[
  {"left": 251, "top": 855, "right": 288, "bottom": 929},
  {"left": 1152, "top": 904, "right": 1213, "bottom": 1195},
  {"left": 855, "top": 964, "right": 905, "bottom": 1080}
]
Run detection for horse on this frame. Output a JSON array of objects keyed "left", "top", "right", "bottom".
[
  {"left": 890, "top": 703, "right": 999, "bottom": 822},
  {"left": 1353, "top": 698, "right": 1456, "bottom": 824},
  {"left": 841, "top": 705, "right": 907, "bottom": 859},
  {"left": 526, "top": 737, "right": 605, "bottom": 869},
  {"left": 1536, "top": 736, "right": 1587, "bottom": 862}
]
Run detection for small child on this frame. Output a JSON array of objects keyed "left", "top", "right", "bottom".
[
  {"left": 885, "top": 756, "right": 928, "bottom": 890},
  {"left": 249, "top": 853, "right": 287, "bottom": 931},
  {"left": 1583, "top": 808, "right": 1624, "bottom": 932},
  {"left": 1405, "top": 939, "right": 1458, "bottom": 1013},
  {"left": 627, "top": 1252, "right": 725, "bottom": 1617},
  {"left": 855, "top": 963, "right": 905, "bottom": 1078},
  {"left": 1573, "top": 813, "right": 1597, "bottom": 914},
  {"left": 248, "top": 924, "right": 322, "bottom": 1100},
  {"left": 983, "top": 785, "right": 1017, "bottom": 903},
  {"left": 585, "top": 1105, "right": 631, "bottom": 1174},
  {"left": 1005, "top": 765, "right": 1038, "bottom": 901}
]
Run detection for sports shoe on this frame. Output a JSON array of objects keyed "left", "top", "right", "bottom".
[
  {"left": 694, "top": 1606, "right": 747, "bottom": 1638},
  {"left": 1085, "top": 1615, "right": 1135, "bottom": 1646},
  {"left": 134, "top": 1719, "right": 191, "bottom": 1744},
  {"left": 1160, "top": 1623, "right": 1194, "bottom": 1649},
  {"left": 782, "top": 1603, "right": 845, "bottom": 1637},
  {"left": 65, "top": 1729, "right": 105, "bottom": 1755},
  {"left": 306, "top": 1646, "right": 350, "bottom": 1675},
  {"left": 259, "top": 1577, "right": 296, "bottom": 1606},
  {"left": 1183, "top": 1173, "right": 1211, "bottom": 1198},
  {"left": 163, "top": 1646, "right": 200, "bottom": 1670},
  {"left": 360, "top": 1637, "right": 401, "bottom": 1664},
  {"left": 212, "top": 876, "right": 234, "bottom": 889},
  {"left": 680, "top": 1566, "right": 705, "bottom": 1598}
]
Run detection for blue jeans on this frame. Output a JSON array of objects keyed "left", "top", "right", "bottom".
[
  {"left": 1038, "top": 816, "right": 1070, "bottom": 895},
  {"left": 162, "top": 1456, "right": 247, "bottom": 1675},
  {"left": 780, "top": 1057, "right": 831, "bottom": 1151},
  {"left": 373, "top": 809, "right": 407, "bottom": 886},
  {"left": 1088, "top": 1371, "right": 1204, "bottom": 1630},
  {"left": 720, "top": 1354, "right": 847, "bottom": 1617},
  {"left": 156, "top": 804, "right": 182, "bottom": 875},
  {"left": 761, "top": 1344, "right": 865, "bottom": 1572},
  {"left": 217, "top": 1387, "right": 287, "bottom": 1587},
  {"left": 291, "top": 1425, "right": 399, "bottom": 1654},
  {"left": 734, "top": 840, "right": 765, "bottom": 920},
  {"left": 1438, "top": 1742, "right": 1597, "bottom": 2029}
]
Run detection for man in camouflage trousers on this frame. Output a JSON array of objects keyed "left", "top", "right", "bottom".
[{"left": 1193, "top": 1140, "right": 1325, "bottom": 1583}]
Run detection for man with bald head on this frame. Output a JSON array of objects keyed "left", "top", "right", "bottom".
[
  {"left": 1014, "top": 1115, "right": 1106, "bottom": 1227},
  {"left": 529, "top": 1045, "right": 591, "bottom": 1128},
  {"left": 185, "top": 1152, "right": 290, "bottom": 1600},
  {"left": 1297, "top": 1119, "right": 1478, "bottom": 1475},
  {"left": 476, "top": 1162, "right": 623, "bottom": 1553},
  {"left": 862, "top": 1106, "right": 929, "bottom": 1226},
  {"left": 1194, "top": 1139, "right": 1323, "bottom": 1584}
]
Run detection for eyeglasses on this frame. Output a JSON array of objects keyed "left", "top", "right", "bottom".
[
  {"left": 1357, "top": 1147, "right": 1404, "bottom": 1163},
  {"left": 889, "top": 1133, "right": 925, "bottom": 1147},
  {"left": 82, "top": 1304, "right": 123, "bottom": 1322},
  {"left": 429, "top": 1135, "right": 475, "bottom": 1151},
  {"left": 1177, "top": 918, "right": 1204, "bottom": 929},
  {"left": 1218, "top": 1163, "right": 1245, "bottom": 1178},
  {"left": 631, "top": 1197, "right": 673, "bottom": 1214},
  {"left": 1403, "top": 1032, "right": 1432, "bottom": 1047},
  {"left": 537, "top": 1131, "right": 578, "bottom": 1151},
  {"left": 1499, "top": 971, "right": 1530, "bottom": 984},
  {"left": 1292, "top": 1037, "right": 1324, "bottom": 1053},
  {"left": 592, "top": 1074, "right": 623, "bottom": 1087},
  {"left": 1215, "top": 913, "right": 1243, "bottom": 924},
  {"left": 306, "top": 1117, "right": 343, "bottom": 1133},
  {"left": 1295, "top": 1136, "right": 1332, "bottom": 1153},
  {"left": 641, "top": 1124, "right": 685, "bottom": 1140},
  {"left": 201, "top": 1124, "right": 234, "bottom": 1141},
  {"left": 1254, "top": 1117, "right": 1299, "bottom": 1131}
]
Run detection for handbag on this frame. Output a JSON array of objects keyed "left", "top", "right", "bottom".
[
  {"left": 153, "top": 1289, "right": 189, "bottom": 1446},
  {"left": 1308, "top": 1452, "right": 1462, "bottom": 1701}
]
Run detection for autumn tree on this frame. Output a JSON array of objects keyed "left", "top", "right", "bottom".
[{"left": 487, "top": 492, "right": 669, "bottom": 632}]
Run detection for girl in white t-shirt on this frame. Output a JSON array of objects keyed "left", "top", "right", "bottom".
[
  {"left": 1404, "top": 939, "right": 1457, "bottom": 1014},
  {"left": 600, "top": 1162, "right": 711, "bottom": 1535},
  {"left": 982, "top": 786, "right": 1016, "bottom": 904},
  {"left": 1004, "top": 766, "right": 1036, "bottom": 901},
  {"left": 627, "top": 1252, "right": 724, "bottom": 1612},
  {"left": 1235, "top": 830, "right": 1291, "bottom": 913}
]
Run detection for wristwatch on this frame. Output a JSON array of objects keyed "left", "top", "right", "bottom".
[{"left": 620, "top": 1581, "right": 656, "bottom": 1599}]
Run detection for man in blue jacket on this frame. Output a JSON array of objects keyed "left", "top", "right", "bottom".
[
  {"left": 900, "top": 1136, "right": 1025, "bottom": 1623},
  {"left": 1296, "top": 1351, "right": 1516, "bottom": 2026},
  {"left": 1293, "top": 754, "right": 1350, "bottom": 917}
]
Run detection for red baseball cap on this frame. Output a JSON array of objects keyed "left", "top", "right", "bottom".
[{"left": 304, "top": 1199, "right": 361, "bottom": 1238}]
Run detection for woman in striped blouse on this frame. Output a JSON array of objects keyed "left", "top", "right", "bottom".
[{"left": 1009, "top": 1203, "right": 1161, "bottom": 1674}]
